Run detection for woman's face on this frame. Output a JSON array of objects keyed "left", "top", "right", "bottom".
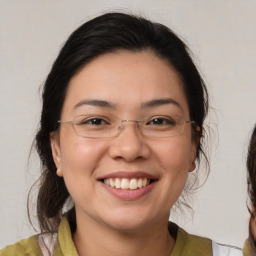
[{"left": 51, "top": 50, "right": 198, "bottom": 232}]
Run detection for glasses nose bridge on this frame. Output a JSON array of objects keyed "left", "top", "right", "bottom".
[{"left": 117, "top": 119, "right": 141, "bottom": 135}]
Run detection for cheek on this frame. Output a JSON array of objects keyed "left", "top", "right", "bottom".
[
  {"left": 59, "top": 133, "right": 108, "bottom": 178},
  {"left": 59, "top": 135, "right": 109, "bottom": 201},
  {"left": 150, "top": 139, "right": 194, "bottom": 210},
  {"left": 153, "top": 138, "right": 194, "bottom": 172}
]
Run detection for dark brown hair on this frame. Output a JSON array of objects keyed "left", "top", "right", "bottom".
[
  {"left": 29, "top": 12, "right": 209, "bottom": 233},
  {"left": 247, "top": 124, "right": 256, "bottom": 252}
]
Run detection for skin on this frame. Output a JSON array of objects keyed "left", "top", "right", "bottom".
[{"left": 51, "top": 50, "right": 199, "bottom": 256}]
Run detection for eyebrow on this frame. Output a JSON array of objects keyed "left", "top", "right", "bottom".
[
  {"left": 74, "top": 99, "right": 116, "bottom": 109},
  {"left": 141, "top": 98, "right": 182, "bottom": 109},
  {"left": 73, "top": 98, "right": 181, "bottom": 110}
]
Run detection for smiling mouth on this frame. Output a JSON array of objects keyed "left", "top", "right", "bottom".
[{"left": 101, "top": 178, "right": 156, "bottom": 190}]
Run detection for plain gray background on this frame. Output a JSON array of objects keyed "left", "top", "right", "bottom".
[{"left": 1, "top": 0, "right": 256, "bottom": 248}]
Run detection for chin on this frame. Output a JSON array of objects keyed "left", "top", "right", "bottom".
[
  {"left": 106, "top": 220, "right": 149, "bottom": 233},
  {"left": 100, "top": 209, "right": 158, "bottom": 233}
]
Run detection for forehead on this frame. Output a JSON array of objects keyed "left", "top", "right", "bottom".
[{"left": 61, "top": 50, "right": 189, "bottom": 118}]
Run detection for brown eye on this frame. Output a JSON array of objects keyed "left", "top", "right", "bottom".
[
  {"left": 79, "top": 117, "right": 110, "bottom": 126},
  {"left": 147, "top": 117, "right": 175, "bottom": 126}
]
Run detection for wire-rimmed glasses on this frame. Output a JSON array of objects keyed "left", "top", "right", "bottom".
[{"left": 58, "top": 114, "right": 196, "bottom": 139}]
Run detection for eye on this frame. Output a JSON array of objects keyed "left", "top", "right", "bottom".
[
  {"left": 78, "top": 116, "right": 110, "bottom": 126},
  {"left": 146, "top": 117, "right": 176, "bottom": 126}
]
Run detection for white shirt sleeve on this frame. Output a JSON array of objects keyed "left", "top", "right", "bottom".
[
  {"left": 38, "top": 233, "right": 57, "bottom": 256},
  {"left": 212, "top": 241, "right": 243, "bottom": 256}
]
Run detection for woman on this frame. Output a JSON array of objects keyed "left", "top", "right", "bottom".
[
  {"left": 243, "top": 125, "right": 256, "bottom": 256},
  {"left": 0, "top": 12, "right": 242, "bottom": 255}
]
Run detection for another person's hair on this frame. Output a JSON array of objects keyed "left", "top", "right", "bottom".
[
  {"left": 29, "top": 12, "right": 209, "bottom": 233},
  {"left": 247, "top": 125, "right": 256, "bottom": 252}
]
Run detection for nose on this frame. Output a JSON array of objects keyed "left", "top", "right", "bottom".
[{"left": 108, "top": 121, "right": 151, "bottom": 162}]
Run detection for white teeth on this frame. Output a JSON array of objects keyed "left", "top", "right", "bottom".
[
  {"left": 115, "top": 178, "right": 121, "bottom": 188},
  {"left": 104, "top": 179, "right": 110, "bottom": 185},
  {"left": 110, "top": 179, "right": 115, "bottom": 187},
  {"left": 129, "top": 178, "right": 138, "bottom": 190},
  {"left": 121, "top": 178, "right": 130, "bottom": 189},
  {"left": 142, "top": 178, "right": 147, "bottom": 187},
  {"left": 103, "top": 177, "right": 152, "bottom": 190},
  {"left": 137, "top": 178, "right": 142, "bottom": 188}
]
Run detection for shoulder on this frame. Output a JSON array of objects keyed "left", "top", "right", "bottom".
[
  {"left": 0, "top": 217, "right": 77, "bottom": 256},
  {"left": 0, "top": 235, "right": 41, "bottom": 256},
  {"left": 178, "top": 227, "right": 212, "bottom": 255},
  {"left": 169, "top": 222, "right": 212, "bottom": 256},
  {"left": 243, "top": 238, "right": 255, "bottom": 256},
  {"left": 169, "top": 223, "right": 242, "bottom": 256}
]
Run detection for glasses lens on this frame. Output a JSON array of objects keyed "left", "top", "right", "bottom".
[
  {"left": 73, "top": 115, "right": 119, "bottom": 138},
  {"left": 141, "top": 115, "right": 185, "bottom": 138},
  {"left": 70, "top": 114, "right": 187, "bottom": 138}
]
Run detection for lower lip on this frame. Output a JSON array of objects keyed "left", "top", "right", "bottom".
[{"left": 100, "top": 182, "right": 156, "bottom": 200}]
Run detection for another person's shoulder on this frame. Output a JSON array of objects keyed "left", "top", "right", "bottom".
[{"left": 0, "top": 235, "right": 41, "bottom": 255}]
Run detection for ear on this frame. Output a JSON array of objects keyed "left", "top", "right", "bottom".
[
  {"left": 188, "top": 126, "right": 201, "bottom": 172},
  {"left": 50, "top": 132, "right": 63, "bottom": 177}
]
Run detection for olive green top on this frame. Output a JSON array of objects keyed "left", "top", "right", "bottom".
[
  {"left": 0, "top": 218, "right": 212, "bottom": 256},
  {"left": 243, "top": 239, "right": 255, "bottom": 256}
]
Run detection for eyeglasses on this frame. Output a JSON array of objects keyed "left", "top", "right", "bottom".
[{"left": 58, "top": 114, "right": 196, "bottom": 139}]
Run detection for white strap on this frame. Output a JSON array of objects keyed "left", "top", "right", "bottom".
[
  {"left": 212, "top": 241, "right": 242, "bottom": 256},
  {"left": 38, "top": 233, "right": 57, "bottom": 256}
]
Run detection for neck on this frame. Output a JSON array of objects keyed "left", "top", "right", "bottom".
[{"left": 73, "top": 213, "right": 175, "bottom": 256}]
